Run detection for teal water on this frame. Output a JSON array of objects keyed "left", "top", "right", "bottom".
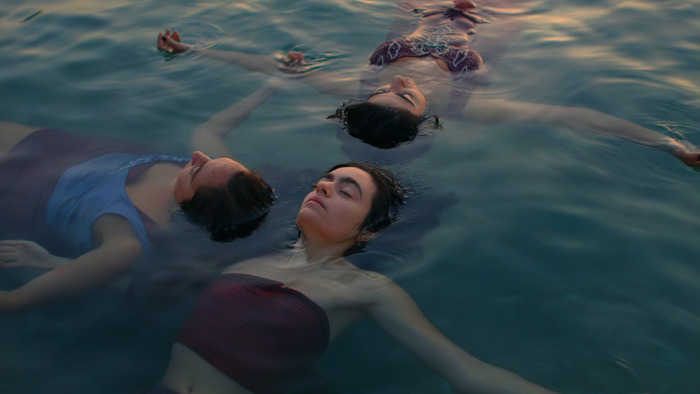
[{"left": 1, "top": 0, "right": 700, "bottom": 393}]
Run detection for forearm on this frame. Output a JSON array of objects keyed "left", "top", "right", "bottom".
[
  {"left": 466, "top": 99, "right": 672, "bottom": 147},
  {"left": 449, "top": 355, "right": 556, "bottom": 394},
  {"left": 552, "top": 106, "right": 674, "bottom": 150},
  {"left": 190, "top": 80, "right": 283, "bottom": 156},
  {"left": 544, "top": 106, "right": 700, "bottom": 166},
  {"left": 370, "top": 282, "right": 556, "bottom": 394},
  {"left": 416, "top": 334, "right": 555, "bottom": 393},
  {"left": 464, "top": 98, "right": 697, "bottom": 155},
  {"left": 159, "top": 30, "right": 279, "bottom": 74},
  {"left": 191, "top": 48, "right": 279, "bottom": 74},
  {"left": 0, "top": 239, "right": 139, "bottom": 313},
  {"left": 197, "top": 48, "right": 355, "bottom": 97},
  {"left": 0, "top": 291, "right": 21, "bottom": 313},
  {"left": 43, "top": 255, "right": 72, "bottom": 269}
]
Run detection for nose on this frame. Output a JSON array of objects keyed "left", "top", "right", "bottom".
[
  {"left": 315, "top": 179, "right": 332, "bottom": 196},
  {"left": 390, "top": 75, "right": 412, "bottom": 90},
  {"left": 191, "top": 151, "right": 211, "bottom": 166}
]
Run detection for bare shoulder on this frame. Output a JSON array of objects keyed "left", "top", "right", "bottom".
[
  {"left": 0, "top": 121, "right": 41, "bottom": 156},
  {"left": 219, "top": 253, "right": 280, "bottom": 274},
  {"left": 342, "top": 267, "right": 403, "bottom": 302},
  {"left": 92, "top": 214, "right": 139, "bottom": 237},
  {"left": 0, "top": 121, "right": 39, "bottom": 134}
]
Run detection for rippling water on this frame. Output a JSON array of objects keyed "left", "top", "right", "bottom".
[{"left": 1, "top": 0, "right": 699, "bottom": 392}]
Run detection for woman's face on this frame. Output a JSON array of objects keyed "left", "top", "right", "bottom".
[
  {"left": 296, "top": 166, "right": 377, "bottom": 243},
  {"left": 173, "top": 151, "right": 247, "bottom": 203},
  {"left": 367, "top": 75, "right": 427, "bottom": 116}
]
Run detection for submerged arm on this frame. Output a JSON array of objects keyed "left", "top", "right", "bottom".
[
  {"left": 0, "top": 215, "right": 141, "bottom": 313},
  {"left": 189, "top": 78, "right": 284, "bottom": 157},
  {"left": 157, "top": 30, "right": 356, "bottom": 98},
  {"left": 366, "top": 279, "right": 556, "bottom": 393},
  {"left": 158, "top": 29, "right": 279, "bottom": 74},
  {"left": 463, "top": 98, "right": 700, "bottom": 167}
]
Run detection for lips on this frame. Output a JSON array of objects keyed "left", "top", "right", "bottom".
[{"left": 307, "top": 196, "right": 325, "bottom": 208}]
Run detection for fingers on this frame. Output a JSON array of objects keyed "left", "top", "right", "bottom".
[
  {"left": 0, "top": 240, "right": 53, "bottom": 269},
  {"left": 0, "top": 239, "right": 35, "bottom": 254},
  {"left": 0, "top": 239, "right": 24, "bottom": 251},
  {"left": 157, "top": 28, "right": 187, "bottom": 54},
  {"left": 0, "top": 240, "right": 23, "bottom": 252},
  {"left": 0, "top": 242, "right": 19, "bottom": 266},
  {"left": 157, "top": 31, "right": 171, "bottom": 52},
  {"left": 161, "top": 29, "right": 179, "bottom": 42},
  {"left": 287, "top": 51, "right": 305, "bottom": 63}
]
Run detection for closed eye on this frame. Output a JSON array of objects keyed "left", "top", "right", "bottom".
[
  {"left": 399, "top": 94, "right": 415, "bottom": 105},
  {"left": 191, "top": 165, "right": 204, "bottom": 179}
]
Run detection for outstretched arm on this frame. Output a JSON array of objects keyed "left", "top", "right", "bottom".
[
  {"left": 189, "top": 78, "right": 284, "bottom": 157},
  {"left": 0, "top": 215, "right": 141, "bottom": 313},
  {"left": 157, "top": 29, "right": 357, "bottom": 98},
  {"left": 463, "top": 98, "right": 700, "bottom": 167},
  {"left": 158, "top": 29, "right": 279, "bottom": 74},
  {"left": 366, "top": 279, "right": 556, "bottom": 393}
]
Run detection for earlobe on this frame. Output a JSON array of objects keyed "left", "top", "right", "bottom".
[{"left": 357, "top": 231, "right": 378, "bottom": 243}]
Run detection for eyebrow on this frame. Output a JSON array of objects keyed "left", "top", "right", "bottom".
[
  {"left": 320, "top": 173, "right": 363, "bottom": 197},
  {"left": 370, "top": 91, "right": 415, "bottom": 107}
]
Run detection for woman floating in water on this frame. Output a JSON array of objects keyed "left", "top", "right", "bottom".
[
  {"left": 157, "top": 0, "right": 700, "bottom": 163},
  {"left": 0, "top": 81, "right": 280, "bottom": 313},
  {"left": 147, "top": 162, "right": 556, "bottom": 394}
]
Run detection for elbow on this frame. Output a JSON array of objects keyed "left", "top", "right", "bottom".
[
  {"left": 116, "top": 238, "right": 144, "bottom": 268},
  {"left": 103, "top": 237, "right": 143, "bottom": 275}
]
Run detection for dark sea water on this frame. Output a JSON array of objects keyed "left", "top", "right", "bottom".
[{"left": 1, "top": 0, "right": 699, "bottom": 392}]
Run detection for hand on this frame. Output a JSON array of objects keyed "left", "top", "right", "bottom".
[
  {"left": 0, "top": 240, "right": 61, "bottom": 269},
  {"left": 668, "top": 139, "right": 700, "bottom": 167},
  {"left": 275, "top": 51, "right": 312, "bottom": 76},
  {"left": 157, "top": 29, "right": 192, "bottom": 54},
  {"left": 285, "top": 51, "right": 306, "bottom": 65}
]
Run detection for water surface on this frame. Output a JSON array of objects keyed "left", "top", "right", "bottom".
[{"left": 1, "top": 0, "right": 699, "bottom": 392}]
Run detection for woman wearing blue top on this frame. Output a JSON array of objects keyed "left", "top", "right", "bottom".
[
  {"left": 157, "top": 0, "right": 700, "bottom": 163},
  {"left": 0, "top": 81, "right": 279, "bottom": 313}
]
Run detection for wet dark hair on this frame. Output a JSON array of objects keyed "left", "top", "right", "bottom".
[
  {"left": 179, "top": 170, "right": 275, "bottom": 242},
  {"left": 327, "top": 162, "right": 406, "bottom": 233},
  {"left": 329, "top": 102, "right": 439, "bottom": 149}
]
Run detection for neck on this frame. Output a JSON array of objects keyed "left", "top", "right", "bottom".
[
  {"left": 295, "top": 233, "right": 356, "bottom": 265},
  {"left": 126, "top": 162, "right": 183, "bottom": 228}
]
